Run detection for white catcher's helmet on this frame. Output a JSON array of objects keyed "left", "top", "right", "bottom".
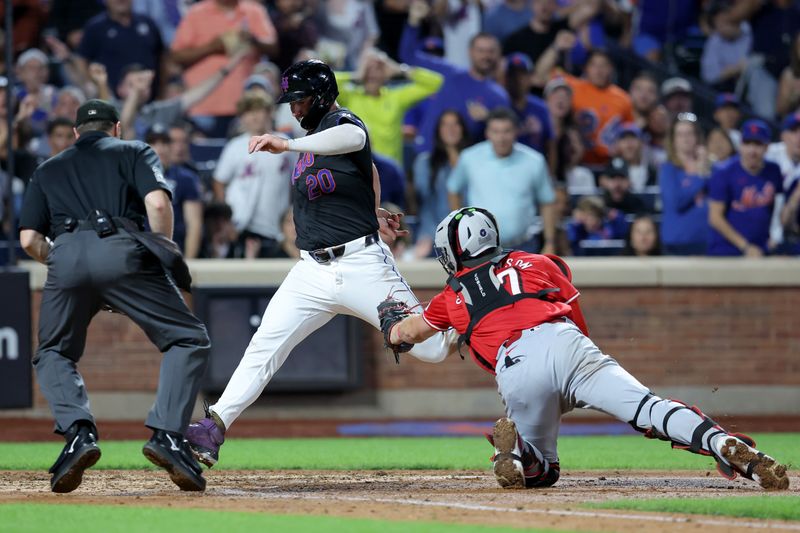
[{"left": 434, "top": 207, "right": 502, "bottom": 276}]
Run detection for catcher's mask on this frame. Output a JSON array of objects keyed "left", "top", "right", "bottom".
[
  {"left": 277, "top": 59, "right": 339, "bottom": 131},
  {"left": 434, "top": 207, "right": 502, "bottom": 276}
]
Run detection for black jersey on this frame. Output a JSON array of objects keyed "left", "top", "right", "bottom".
[
  {"left": 291, "top": 108, "right": 379, "bottom": 250},
  {"left": 19, "top": 131, "right": 170, "bottom": 237}
]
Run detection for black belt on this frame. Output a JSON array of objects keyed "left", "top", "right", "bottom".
[
  {"left": 54, "top": 216, "right": 142, "bottom": 238},
  {"left": 309, "top": 232, "right": 379, "bottom": 264}
]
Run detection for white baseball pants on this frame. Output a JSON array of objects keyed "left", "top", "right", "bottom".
[{"left": 211, "top": 237, "right": 454, "bottom": 429}]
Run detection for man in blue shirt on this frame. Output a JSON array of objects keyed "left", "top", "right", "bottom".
[
  {"left": 504, "top": 52, "right": 552, "bottom": 155},
  {"left": 447, "top": 108, "right": 556, "bottom": 253},
  {"left": 76, "top": 0, "right": 164, "bottom": 99},
  {"left": 708, "top": 119, "right": 783, "bottom": 257},
  {"left": 146, "top": 125, "right": 204, "bottom": 258},
  {"left": 399, "top": 0, "right": 509, "bottom": 154}
]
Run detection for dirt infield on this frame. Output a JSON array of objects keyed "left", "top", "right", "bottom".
[{"left": 1, "top": 469, "right": 797, "bottom": 532}]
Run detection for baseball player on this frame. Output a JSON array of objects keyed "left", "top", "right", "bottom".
[
  {"left": 378, "top": 207, "right": 789, "bottom": 490},
  {"left": 186, "top": 60, "right": 455, "bottom": 467}
]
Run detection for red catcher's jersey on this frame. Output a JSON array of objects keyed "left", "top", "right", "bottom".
[{"left": 422, "top": 252, "right": 585, "bottom": 373}]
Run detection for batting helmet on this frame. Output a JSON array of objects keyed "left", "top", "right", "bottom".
[
  {"left": 434, "top": 207, "right": 502, "bottom": 276},
  {"left": 277, "top": 59, "right": 339, "bottom": 131}
]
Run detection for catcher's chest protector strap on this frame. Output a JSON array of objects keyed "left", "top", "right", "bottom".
[{"left": 450, "top": 260, "right": 560, "bottom": 372}]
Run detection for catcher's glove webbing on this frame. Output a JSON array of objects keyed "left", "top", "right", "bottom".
[{"left": 377, "top": 297, "right": 414, "bottom": 363}]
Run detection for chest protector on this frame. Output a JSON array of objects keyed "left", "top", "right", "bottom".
[{"left": 449, "top": 254, "right": 560, "bottom": 372}]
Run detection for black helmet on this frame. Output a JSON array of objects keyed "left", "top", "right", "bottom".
[{"left": 277, "top": 59, "right": 339, "bottom": 130}]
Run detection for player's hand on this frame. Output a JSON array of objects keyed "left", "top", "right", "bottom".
[
  {"left": 248, "top": 134, "right": 289, "bottom": 154},
  {"left": 377, "top": 207, "right": 409, "bottom": 244}
]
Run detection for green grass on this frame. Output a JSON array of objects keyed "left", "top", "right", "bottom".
[
  {"left": 585, "top": 495, "right": 800, "bottom": 521},
  {"left": 0, "top": 434, "right": 797, "bottom": 471},
  {"left": 0, "top": 503, "right": 561, "bottom": 533}
]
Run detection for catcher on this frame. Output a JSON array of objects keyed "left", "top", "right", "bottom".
[{"left": 378, "top": 207, "right": 790, "bottom": 490}]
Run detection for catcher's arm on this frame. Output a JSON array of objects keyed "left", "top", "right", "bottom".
[
  {"left": 377, "top": 296, "right": 438, "bottom": 363},
  {"left": 390, "top": 314, "right": 437, "bottom": 345}
]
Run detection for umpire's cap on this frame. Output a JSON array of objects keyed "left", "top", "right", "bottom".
[{"left": 75, "top": 99, "right": 120, "bottom": 127}]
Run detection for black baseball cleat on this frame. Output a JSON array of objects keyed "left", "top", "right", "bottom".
[
  {"left": 49, "top": 423, "right": 101, "bottom": 493},
  {"left": 142, "top": 430, "right": 206, "bottom": 491}
]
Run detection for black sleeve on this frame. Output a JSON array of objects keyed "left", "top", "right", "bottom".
[
  {"left": 132, "top": 142, "right": 172, "bottom": 200},
  {"left": 18, "top": 172, "right": 51, "bottom": 235}
]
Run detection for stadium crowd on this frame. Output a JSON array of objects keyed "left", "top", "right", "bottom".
[{"left": 2, "top": 0, "right": 800, "bottom": 259}]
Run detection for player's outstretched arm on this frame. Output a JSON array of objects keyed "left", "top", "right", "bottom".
[{"left": 249, "top": 124, "right": 366, "bottom": 155}]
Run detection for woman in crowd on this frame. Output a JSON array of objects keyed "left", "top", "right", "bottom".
[
  {"left": 658, "top": 113, "right": 710, "bottom": 255},
  {"left": 624, "top": 214, "right": 661, "bottom": 256},
  {"left": 411, "top": 109, "right": 470, "bottom": 258}
]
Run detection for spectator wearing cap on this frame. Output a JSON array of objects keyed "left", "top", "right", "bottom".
[
  {"left": 567, "top": 195, "right": 628, "bottom": 256},
  {"left": 599, "top": 157, "right": 648, "bottom": 215},
  {"left": 119, "top": 50, "right": 249, "bottom": 140},
  {"left": 146, "top": 125, "right": 204, "bottom": 258},
  {"left": 14, "top": 49, "right": 57, "bottom": 137},
  {"left": 613, "top": 123, "right": 657, "bottom": 193},
  {"left": 701, "top": 2, "right": 751, "bottom": 94},
  {"left": 447, "top": 108, "right": 557, "bottom": 253},
  {"left": 504, "top": 52, "right": 552, "bottom": 155},
  {"left": 213, "top": 94, "right": 294, "bottom": 259},
  {"left": 336, "top": 47, "right": 443, "bottom": 164},
  {"left": 713, "top": 94, "right": 742, "bottom": 148},
  {"left": 483, "top": 0, "right": 534, "bottom": 43},
  {"left": 629, "top": 71, "right": 659, "bottom": 130},
  {"left": 661, "top": 77, "right": 693, "bottom": 119},
  {"left": 562, "top": 50, "right": 634, "bottom": 167},
  {"left": 270, "top": 0, "right": 319, "bottom": 71},
  {"left": 658, "top": 113, "right": 710, "bottom": 255},
  {"left": 708, "top": 119, "right": 783, "bottom": 257},
  {"left": 76, "top": 0, "right": 164, "bottom": 100},
  {"left": 399, "top": 1, "right": 509, "bottom": 153},
  {"left": 171, "top": 0, "right": 278, "bottom": 136}
]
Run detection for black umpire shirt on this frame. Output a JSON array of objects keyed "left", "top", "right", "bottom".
[
  {"left": 291, "top": 108, "right": 380, "bottom": 251},
  {"left": 19, "top": 131, "right": 171, "bottom": 237}
]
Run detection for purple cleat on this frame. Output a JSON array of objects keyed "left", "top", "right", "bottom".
[{"left": 185, "top": 404, "right": 225, "bottom": 468}]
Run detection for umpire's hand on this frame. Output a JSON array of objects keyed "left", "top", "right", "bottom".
[{"left": 249, "top": 134, "right": 289, "bottom": 154}]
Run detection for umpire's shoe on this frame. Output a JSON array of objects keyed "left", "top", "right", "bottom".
[
  {"left": 49, "top": 422, "right": 101, "bottom": 493},
  {"left": 142, "top": 430, "right": 206, "bottom": 491}
]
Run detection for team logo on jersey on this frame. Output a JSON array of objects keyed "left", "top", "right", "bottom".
[{"left": 732, "top": 183, "right": 775, "bottom": 211}]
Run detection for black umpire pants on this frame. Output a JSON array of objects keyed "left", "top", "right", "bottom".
[{"left": 33, "top": 229, "right": 210, "bottom": 435}]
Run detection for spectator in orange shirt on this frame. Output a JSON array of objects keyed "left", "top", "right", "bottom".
[
  {"left": 564, "top": 50, "right": 633, "bottom": 168},
  {"left": 171, "top": 0, "right": 278, "bottom": 137}
]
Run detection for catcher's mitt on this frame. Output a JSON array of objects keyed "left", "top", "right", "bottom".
[{"left": 377, "top": 296, "right": 414, "bottom": 363}]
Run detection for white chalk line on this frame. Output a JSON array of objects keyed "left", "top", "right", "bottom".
[{"left": 215, "top": 487, "right": 800, "bottom": 531}]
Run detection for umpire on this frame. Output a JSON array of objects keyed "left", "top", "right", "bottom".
[{"left": 18, "top": 99, "right": 210, "bottom": 493}]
